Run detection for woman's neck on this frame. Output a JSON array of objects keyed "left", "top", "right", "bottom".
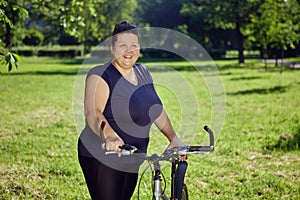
[
  {"left": 112, "top": 61, "right": 133, "bottom": 76},
  {"left": 112, "top": 61, "right": 138, "bottom": 85}
]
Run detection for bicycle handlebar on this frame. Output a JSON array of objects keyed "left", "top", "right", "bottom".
[
  {"left": 204, "top": 125, "right": 214, "bottom": 147},
  {"left": 102, "top": 125, "right": 215, "bottom": 159}
]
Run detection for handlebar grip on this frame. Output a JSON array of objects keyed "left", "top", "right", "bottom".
[
  {"left": 188, "top": 146, "right": 214, "bottom": 152},
  {"left": 204, "top": 125, "right": 214, "bottom": 147}
]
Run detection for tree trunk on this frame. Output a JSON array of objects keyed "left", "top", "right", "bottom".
[
  {"left": 264, "top": 46, "right": 268, "bottom": 71},
  {"left": 5, "top": 19, "right": 12, "bottom": 50},
  {"left": 280, "top": 48, "right": 284, "bottom": 74},
  {"left": 4, "top": 5, "right": 19, "bottom": 50},
  {"left": 236, "top": 18, "right": 244, "bottom": 64}
]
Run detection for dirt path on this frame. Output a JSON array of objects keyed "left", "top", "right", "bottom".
[{"left": 262, "top": 59, "right": 300, "bottom": 69}]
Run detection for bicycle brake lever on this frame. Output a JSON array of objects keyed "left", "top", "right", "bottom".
[
  {"left": 162, "top": 146, "right": 187, "bottom": 160},
  {"left": 119, "top": 144, "right": 138, "bottom": 155}
]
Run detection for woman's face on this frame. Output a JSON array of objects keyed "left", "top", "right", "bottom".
[{"left": 112, "top": 33, "right": 140, "bottom": 72}]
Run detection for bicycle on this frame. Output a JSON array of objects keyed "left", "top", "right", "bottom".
[{"left": 101, "top": 125, "right": 215, "bottom": 200}]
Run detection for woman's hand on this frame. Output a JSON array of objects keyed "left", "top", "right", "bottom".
[
  {"left": 166, "top": 136, "right": 188, "bottom": 161},
  {"left": 105, "top": 134, "right": 125, "bottom": 157}
]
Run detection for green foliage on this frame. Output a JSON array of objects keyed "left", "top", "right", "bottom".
[
  {"left": 0, "top": 0, "right": 13, "bottom": 27},
  {"left": 60, "top": 0, "right": 138, "bottom": 53},
  {"left": 135, "top": 0, "right": 184, "bottom": 28},
  {"left": 249, "top": 0, "right": 300, "bottom": 53},
  {"left": 0, "top": 0, "right": 28, "bottom": 27},
  {"left": 270, "top": 0, "right": 300, "bottom": 51},
  {"left": 181, "top": 0, "right": 300, "bottom": 63},
  {"left": 0, "top": 0, "right": 28, "bottom": 44},
  {"left": 0, "top": 0, "right": 28, "bottom": 71},
  {"left": 0, "top": 47, "right": 22, "bottom": 71},
  {"left": 181, "top": 0, "right": 262, "bottom": 64},
  {"left": 23, "top": 29, "right": 44, "bottom": 46},
  {"left": 182, "top": 0, "right": 257, "bottom": 29}
]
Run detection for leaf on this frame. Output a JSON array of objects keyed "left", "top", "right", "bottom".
[
  {"left": 1, "top": 51, "right": 22, "bottom": 72},
  {"left": 4, "top": 53, "right": 10, "bottom": 64},
  {"left": 8, "top": 62, "right": 12, "bottom": 72},
  {"left": 12, "top": 53, "right": 21, "bottom": 70},
  {"left": 12, "top": 53, "right": 22, "bottom": 62},
  {"left": 19, "top": 7, "right": 29, "bottom": 16}
]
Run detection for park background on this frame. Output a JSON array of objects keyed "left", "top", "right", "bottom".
[{"left": 1, "top": 0, "right": 300, "bottom": 199}]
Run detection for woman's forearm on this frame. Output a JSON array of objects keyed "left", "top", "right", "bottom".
[{"left": 155, "top": 109, "right": 177, "bottom": 141}]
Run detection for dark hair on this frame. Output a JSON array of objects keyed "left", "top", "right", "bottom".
[{"left": 111, "top": 21, "right": 139, "bottom": 46}]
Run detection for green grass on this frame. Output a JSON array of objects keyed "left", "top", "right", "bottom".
[{"left": 1, "top": 57, "right": 299, "bottom": 199}]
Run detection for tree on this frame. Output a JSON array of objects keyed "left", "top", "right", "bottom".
[
  {"left": 0, "top": 0, "right": 28, "bottom": 49},
  {"left": 0, "top": 0, "right": 27, "bottom": 71},
  {"left": 180, "top": 2, "right": 234, "bottom": 58},
  {"left": 182, "top": 0, "right": 261, "bottom": 64},
  {"left": 60, "top": 0, "right": 138, "bottom": 54},
  {"left": 25, "top": 0, "right": 67, "bottom": 45},
  {"left": 270, "top": 0, "right": 300, "bottom": 70},
  {"left": 135, "top": 0, "right": 185, "bottom": 28},
  {"left": 249, "top": 0, "right": 300, "bottom": 71},
  {"left": 249, "top": 0, "right": 278, "bottom": 70}
]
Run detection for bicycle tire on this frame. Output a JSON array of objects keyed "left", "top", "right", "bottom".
[
  {"left": 175, "top": 161, "right": 188, "bottom": 199},
  {"left": 181, "top": 184, "right": 188, "bottom": 200}
]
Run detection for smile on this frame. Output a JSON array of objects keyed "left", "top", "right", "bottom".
[{"left": 124, "top": 55, "right": 133, "bottom": 59}]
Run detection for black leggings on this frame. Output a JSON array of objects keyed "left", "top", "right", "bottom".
[{"left": 78, "top": 154, "right": 138, "bottom": 200}]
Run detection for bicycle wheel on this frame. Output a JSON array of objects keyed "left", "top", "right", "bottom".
[{"left": 181, "top": 183, "right": 188, "bottom": 200}]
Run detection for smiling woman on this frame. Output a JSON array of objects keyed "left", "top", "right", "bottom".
[{"left": 77, "top": 21, "right": 186, "bottom": 200}]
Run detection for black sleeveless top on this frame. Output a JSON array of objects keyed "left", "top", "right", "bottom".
[{"left": 78, "top": 63, "right": 163, "bottom": 171}]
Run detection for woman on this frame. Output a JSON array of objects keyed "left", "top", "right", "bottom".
[{"left": 78, "top": 21, "right": 186, "bottom": 200}]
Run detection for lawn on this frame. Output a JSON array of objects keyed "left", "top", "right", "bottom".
[{"left": 0, "top": 57, "right": 299, "bottom": 199}]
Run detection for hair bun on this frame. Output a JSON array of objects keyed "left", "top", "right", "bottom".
[{"left": 120, "top": 21, "right": 129, "bottom": 24}]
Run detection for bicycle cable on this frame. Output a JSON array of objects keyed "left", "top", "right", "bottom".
[
  {"left": 137, "top": 153, "right": 153, "bottom": 200},
  {"left": 137, "top": 164, "right": 150, "bottom": 200},
  {"left": 136, "top": 154, "right": 168, "bottom": 200}
]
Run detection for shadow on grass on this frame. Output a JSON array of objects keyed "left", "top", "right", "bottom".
[
  {"left": 0, "top": 68, "right": 89, "bottom": 76},
  {"left": 230, "top": 76, "right": 264, "bottom": 81},
  {"left": 148, "top": 64, "right": 219, "bottom": 73},
  {"left": 227, "top": 85, "right": 288, "bottom": 95},
  {"left": 266, "top": 128, "right": 300, "bottom": 151},
  {"left": 218, "top": 62, "right": 262, "bottom": 70}
]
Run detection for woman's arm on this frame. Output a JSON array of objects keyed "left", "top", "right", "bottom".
[
  {"left": 84, "top": 74, "right": 124, "bottom": 152},
  {"left": 154, "top": 108, "right": 186, "bottom": 150}
]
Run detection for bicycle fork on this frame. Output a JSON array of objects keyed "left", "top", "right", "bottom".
[
  {"left": 152, "top": 156, "right": 168, "bottom": 200},
  {"left": 153, "top": 169, "right": 162, "bottom": 200},
  {"left": 152, "top": 161, "right": 188, "bottom": 200}
]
